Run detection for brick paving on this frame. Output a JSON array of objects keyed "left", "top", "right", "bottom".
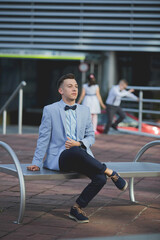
[{"left": 0, "top": 133, "right": 160, "bottom": 240}]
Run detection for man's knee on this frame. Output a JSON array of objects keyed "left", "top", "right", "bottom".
[
  {"left": 120, "top": 115, "right": 125, "bottom": 121},
  {"left": 93, "top": 174, "right": 107, "bottom": 186},
  {"left": 119, "top": 110, "right": 126, "bottom": 120}
]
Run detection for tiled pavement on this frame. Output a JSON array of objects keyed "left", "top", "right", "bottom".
[{"left": 0, "top": 133, "right": 160, "bottom": 240}]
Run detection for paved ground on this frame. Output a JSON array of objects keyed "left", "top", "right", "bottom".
[{"left": 0, "top": 133, "right": 160, "bottom": 240}]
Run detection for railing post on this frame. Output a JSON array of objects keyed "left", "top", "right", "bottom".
[
  {"left": 138, "top": 90, "right": 143, "bottom": 132},
  {"left": 2, "top": 110, "right": 7, "bottom": 134},
  {"left": 18, "top": 88, "right": 23, "bottom": 134},
  {"left": 0, "top": 81, "right": 26, "bottom": 135}
]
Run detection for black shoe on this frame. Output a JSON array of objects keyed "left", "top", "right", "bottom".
[
  {"left": 69, "top": 207, "right": 89, "bottom": 223},
  {"left": 111, "top": 124, "right": 118, "bottom": 131},
  {"left": 110, "top": 171, "right": 128, "bottom": 191}
]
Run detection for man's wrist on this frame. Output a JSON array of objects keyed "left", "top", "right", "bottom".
[{"left": 79, "top": 141, "right": 86, "bottom": 150}]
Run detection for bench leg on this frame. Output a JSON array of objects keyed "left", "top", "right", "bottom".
[
  {"left": 129, "top": 177, "right": 135, "bottom": 202},
  {"left": 13, "top": 174, "right": 26, "bottom": 224}
]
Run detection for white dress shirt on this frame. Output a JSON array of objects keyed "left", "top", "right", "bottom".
[
  {"left": 106, "top": 85, "right": 138, "bottom": 106},
  {"left": 65, "top": 106, "right": 77, "bottom": 141}
]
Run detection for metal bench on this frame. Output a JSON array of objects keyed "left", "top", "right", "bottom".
[{"left": 0, "top": 140, "right": 160, "bottom": 224}]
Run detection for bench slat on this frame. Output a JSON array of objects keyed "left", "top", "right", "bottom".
[
  {"left": 0, "top": 162, "right": 160, "bottom": 180},
  {"left": 0, "top": 163, "right": 82, "bottom": 180},
  {"left": 105, "top": 162, "right": 160, "bottom": 177}
]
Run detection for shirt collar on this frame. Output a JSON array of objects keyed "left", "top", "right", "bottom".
[{"left": 61, "top": 99, "right": 77, "bottom": 108}]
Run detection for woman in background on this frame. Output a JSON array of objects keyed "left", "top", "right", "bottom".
[{"left": 78, "top": 73, "right": 106, "bottom": 134}]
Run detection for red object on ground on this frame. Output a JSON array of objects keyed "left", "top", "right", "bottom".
[{"left": 97, "top": 113, "right": 160, "bottom": 135}]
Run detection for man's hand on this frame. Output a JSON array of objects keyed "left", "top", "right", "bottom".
[
  {"left": 27, "top": 165, "right": 40, "bottom": 171},
  {"left": 102, "top": 104, "right": 106, "bottom": 110},
  {"left": 65, "top": 137, "right": 80, "bottom": 149},
  {"left": 129, "top": 89, "right": 135, "bottom": 93}
]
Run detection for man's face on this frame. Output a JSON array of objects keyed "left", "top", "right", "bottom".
[
  {"left": 58, "top": 78, "right": 78, "bottom": 102},
  {"left": 119, "top": 82, "right": 127, "bottom": 90}
]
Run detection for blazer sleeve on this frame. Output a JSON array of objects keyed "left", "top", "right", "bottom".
[
  {"left": 80, "top": 108, "right": 95, "bottom": 149},
  {"left": 32, "top": 106, "right": 52, "bottom": 168}
]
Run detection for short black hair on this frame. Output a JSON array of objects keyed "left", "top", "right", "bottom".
[
  {"left": 57, "top": 73, "right": 75, "bottom": 89},
  {"left": 119, "top": 79, "right": 128, "bottom": 85}
]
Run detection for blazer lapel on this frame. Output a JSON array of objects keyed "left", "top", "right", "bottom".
[{"left": 58, "top": 100, "right": 67, "bottom": 135}]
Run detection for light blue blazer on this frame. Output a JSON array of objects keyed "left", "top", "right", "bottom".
[{"left": 32, "top": 99, "right": 95, "bottom": 170}]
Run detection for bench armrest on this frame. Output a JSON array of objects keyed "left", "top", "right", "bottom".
[
  {"left": 0, "top": 141, "right": 25, "bottom": 224},
  {"left": 130, "top": 140, "right": 160, "bottom": 202}
]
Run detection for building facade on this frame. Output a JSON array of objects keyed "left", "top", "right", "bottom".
[{"left": 0, "top": 0, "right": 160, "bottom": 124}]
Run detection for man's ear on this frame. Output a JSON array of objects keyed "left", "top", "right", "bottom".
[{"left": 58, "top": 87, "right": 63, "bottom": 95}]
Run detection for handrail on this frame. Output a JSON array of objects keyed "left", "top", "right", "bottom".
[
  {"left": 0, "top": 81, "right": 26, "bottom": 134},
  {"left": 121, "top": 86, "right": 160, "bottom": 137},
  {"left": 0, "top": 81, "right": 26, "bottom": 115},
  {"left": 0, "top": 141, "right": 25, "bottom": 224},
  {"left": 129, "top": 140, "right": 160, "bottom": 202},
  {"left": 127, "top": 86, "right": 160, "bottom": 91}
]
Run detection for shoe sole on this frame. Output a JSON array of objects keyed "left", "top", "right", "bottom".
[
  {"left": 121, "top": 180, "right": 128, "bottom": 191},
  {"left": 69, "top": 214, "right": 89, "bottom": 223}
]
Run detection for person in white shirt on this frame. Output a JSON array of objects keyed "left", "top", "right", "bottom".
[{"left": 104, "top": 79, "right": 138, "bottom": 134}]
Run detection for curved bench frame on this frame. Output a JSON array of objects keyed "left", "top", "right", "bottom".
[
  {"left": 0, "top": 141, "right": 25, "bottom": 224},
  {"left": 0, "top": 140, "right": 160, "bottom": 224},
  {"left": 129, "top": 140, "right": 160, "bottom": 202}
]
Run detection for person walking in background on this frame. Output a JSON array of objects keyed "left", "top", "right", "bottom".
[
  {"left": 104, "top": 79, "right": 138, "bottom": 134},
  {"left": 78, "top": 73, "right": 106, "bottom": 134}
]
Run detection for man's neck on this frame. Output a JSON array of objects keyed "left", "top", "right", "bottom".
[{"left": 62, "top": 98, "right": 76, "bottom": 106}]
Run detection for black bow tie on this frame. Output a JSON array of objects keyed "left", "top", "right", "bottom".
[{"left": 64, "top": 105, "right": 77, "bottom": 111}]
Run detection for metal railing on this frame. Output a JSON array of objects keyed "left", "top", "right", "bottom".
[
  {"left": 0, "top": 81, "right": 26, "bottom": 134},
  {"left": 121, "top": 86, "right": 160, "bottom": 138}
]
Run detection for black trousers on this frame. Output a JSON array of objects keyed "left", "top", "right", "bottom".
[
  {"left": 104, "top": 104, "right": 126, "bottom": 133},
  {"left": 59, "top": 146, "right": 107, "bottom": 208}
]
